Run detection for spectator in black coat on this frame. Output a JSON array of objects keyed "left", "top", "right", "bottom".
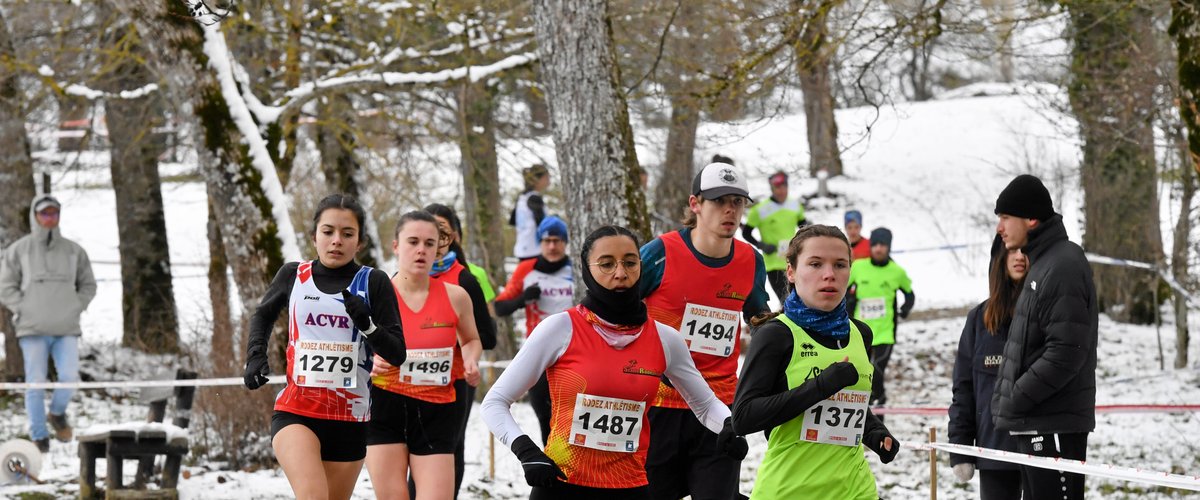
[
  {"left": 949, "top": 235, "right": 1026, "bottom": 500},
  {"left": 991, "top": 174, "right": 1098, "bottom": 500}
]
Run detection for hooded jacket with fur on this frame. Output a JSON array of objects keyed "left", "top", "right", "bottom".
[{"left": 0, "top": 195, "right": 96, "bottom": 337}]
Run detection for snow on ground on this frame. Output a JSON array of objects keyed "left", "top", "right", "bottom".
[{"left": 3, "top": 84, "right": 1199, "bottom": 498}]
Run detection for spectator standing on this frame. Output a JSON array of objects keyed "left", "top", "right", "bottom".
[
  {"left": 510, "top": 164, "right": 550, "bottom": 261},
  {"left": 844, "top": 210, "right": 869, "bottom": 260},
  {"left": 948, "top": 235, "right": 1026, "bottom": 500},
  {"left": 0, "top": 194, "right": 96, "bottom": 453},
  {"left": 991, "top": 174, "right": 1098, "bottom": 500}
]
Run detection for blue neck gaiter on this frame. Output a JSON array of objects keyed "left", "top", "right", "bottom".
[
  {"left": 430, "top": 251, "right": 457, "bottom": 276},
  {"left": 783, "top": 290, "right": 850, "bottom": 339}
]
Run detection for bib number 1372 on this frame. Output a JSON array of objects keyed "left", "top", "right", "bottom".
[{"left": 800, "top": 389, "right": 869, "bottom": 447}]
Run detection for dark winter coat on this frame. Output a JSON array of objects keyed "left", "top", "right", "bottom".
[
  {"left": 948, "top": 301, "right": 1019, "bottom": 469},
  {"left": 991, "top": 214, "right": 1098, "bottom": 434}
]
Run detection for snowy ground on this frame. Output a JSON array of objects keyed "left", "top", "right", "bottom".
[{"left": 2, "top": 84, "right": 1199, "bottom": 498}]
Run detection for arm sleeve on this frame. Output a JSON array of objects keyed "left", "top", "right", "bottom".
[
  {"left": 743, "top": 252, "right": 770, "bottom": 323},
  {"left": 846, "top": 268, "right": 859, "bottom": 318},
  {"left": 247, "top": 262, "right": 299, "bottom": 356},
  {"left": 493, "top": 261, "right": 531, "bottom": 317},
  {"left": 660, "top": 324, "right": 731, "bottom": 433},
  {"left": 899, "top": 290, "right": 915, "bottom": 318},
  {"left": 731, "top": 321, "right": 832, "bottom": 435},
  {"left": 457, "top": 270, "right": 497, "bottom": 350},
  {"left": 0, "top": 246, "right": 23, "bottom": 310},
  {"left": 947, "top": 307, "right": 979, "bottom": 465},
  {"left": 1010, "top": 272, "right": 1095, "bottom": 413},
  {"left": 362, "top": 269, "right": 406, "bottom": 365},
  {"left": 638, "top": 238, "right": 666, "bottom": 298},
  {"left": 75, "top": 248, "right": 97, "bottom": 310},
  {"left": 741, "top": 225, "right": 761, "bottom": 248},
  {"left": 481, "top": 313, "right": 572, "bottom": 447},
  {"left": 528, "top": 194, "right": 546, "bottom": 226}
]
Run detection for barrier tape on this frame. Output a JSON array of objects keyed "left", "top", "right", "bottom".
[
  {"left": 873, "top": 402, "right": 1200, "bottom": 414},
  {"left": 921, "top": 441, "right": 1200, "bottom": 492},
  {"left": 1084, "top": 253, "right": 1200, "bottom": 308},
  {"left": 0, "top": 359, "right": 515, "bottom": 391}
]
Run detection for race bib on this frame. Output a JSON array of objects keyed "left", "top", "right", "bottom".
[
  {"left": 800, "top": 389, "right": 869, "bottom": 447},
  {"left": 680, "top": 303, "right": 740, "bottom": 357},
  {"left": 859, "top": 298, "right": 887, "bottom": 320},
  {"left": 399, "top": 348, "right": 454, "bottom": 386},
  {"left": 294, "top": 340, "right": 358, "bottom": 389},
  {"left": 569, "top": 394, "right": 645, "bottom": 453}
]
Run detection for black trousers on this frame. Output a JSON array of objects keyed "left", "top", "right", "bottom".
[
  {"left": 528, "top": 372, "right": 553, "bottom": 445},
  {"left": 870, "top": 343, "right": 894, "bottom": 405},
  {"left": 645, "top": 407, "right": 741, "bottom": 500},
  {"left": 766, "top": 270, "right": 788, "bottom": 304},
  {"left": 410, "top": 380, "right": 474, "bottom": 499},
  {"left": 1015, "top": 432, "right": 1088, "bottom": 500},
  {"left": 979, "top": 468, "right": 1024, "bottom": 500}
]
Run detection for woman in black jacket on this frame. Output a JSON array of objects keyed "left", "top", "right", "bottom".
[{"left": 948, "top": 236, "right": 1027, "bottom": 500}]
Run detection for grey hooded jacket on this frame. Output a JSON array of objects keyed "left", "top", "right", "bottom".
[{"left": 0, "top": 194, "right": 97, "bottom": 337}]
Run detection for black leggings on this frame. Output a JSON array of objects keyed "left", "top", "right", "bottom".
[{"left": 979, "top": 468, "right": 1023, "bottom": 500}]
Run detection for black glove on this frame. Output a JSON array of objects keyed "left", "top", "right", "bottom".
[
  {"left": 814, "top": 360, "right": 859, "bottom": 398},
  {"left": 511, "top": 435, "right": 566, "bottom": 487},
  {"left": 760, "top": 242, "right": 778, "bottom": 254},
  {"left": 341, "top": 290, "right": 374, "bottom": 333},
  {"left": 243, "top": 347, "right": 270, "bottom": 390},
  {"left": 865, "top": 426, "right": 900, "bottom": 464},
  {"left": 716, "top": 417, "right": 748, "bottom": 460},
  {"left": 522, "top": 284, "right": 542, "bottom": 304}
]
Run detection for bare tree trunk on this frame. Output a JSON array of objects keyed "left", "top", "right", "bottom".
[
  {"left": 525, "top": 85, "right": 551, "bottom": 136},
  {"left": 1065, "top": 0, "right": 1163, "bottom": 324},
  {"left": 275, "top": 0, "right": 304, "bottom": 188},
  {"left": 1169, "top": 0, "right": 1200, "bottom": 367},
  {"left": 454, "top": 80, "right": 515, "bottom": 359},
  {"left": 207, "top": 196, "right": 235, "bottom": 372},
  {"left": 532, "top": 0, "right": 651, "bottom": 279},
  {"left": 655, "top": 95, "right": 700, "bottom": 230},
  {"left": 795, "top": 1, "right": 844, "bottom": 177},
  {"left": 103, "top": 22, "right": 180, "bottom": 353},
  {"left": 0, "top": 8, "right": 34, "bottom": 380},
  {"left": 316, "top": 94, "right": 379, "bottom": 267}
]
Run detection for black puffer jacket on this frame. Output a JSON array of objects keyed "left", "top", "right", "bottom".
[{"left": 991, "top": 215, "right": 1098, "bottom": 433}]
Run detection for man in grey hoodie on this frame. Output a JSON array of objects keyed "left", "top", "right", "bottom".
[{"left": 0, "top": 194, "right": 96, "bottom": 453}]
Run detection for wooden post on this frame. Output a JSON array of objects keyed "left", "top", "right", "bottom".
[
  {"left": 929, "top": 426, "right": 938, "bottom": 500},
  {"left": 488, "top": 361, "right": 496, "bottom": 481}
]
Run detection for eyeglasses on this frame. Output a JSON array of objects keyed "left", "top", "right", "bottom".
[{"left": 589, "top": 259, "right": 641, "bottom": 275}]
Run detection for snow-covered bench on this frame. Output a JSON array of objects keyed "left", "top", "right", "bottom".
[{"left": 77, "top": 369, "right": 196, "bottom": 499}]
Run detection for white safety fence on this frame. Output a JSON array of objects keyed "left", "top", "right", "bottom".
[{"left": 914, "top": 440, "right": 1200, "bottom": 492}]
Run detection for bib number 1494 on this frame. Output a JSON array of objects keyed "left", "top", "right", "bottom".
[{"left": 680, "top": 303, "right": 739, "bottom": 357}]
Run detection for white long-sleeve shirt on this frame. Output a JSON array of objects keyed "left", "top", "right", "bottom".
[{"left": 482, "top": 311, "right": 731, "bottom": 447}]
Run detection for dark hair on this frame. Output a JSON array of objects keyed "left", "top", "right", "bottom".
[
  {"left": 581, "top": 225, "right": 640, "bottom": 266},
  {"left": 312, "top": 194, "right": 369, "bottom": 247},
  {"left": 393, "top": 210, "right": 439, "bottom": 239},
  {"left": 749, "top": 224, "right": 852, "bottom": 326},
  {"left": 983, "top": 245, "right": 1025, "bottom": 334},
  {"left": 423, "top": 203, "right": 462, "bottom": 236},
  {"left": 423, "top": 203, "right": 469, "bottom": 266},
  {"left": 712, "top": 154, "right": 735, "bottom": 165}
]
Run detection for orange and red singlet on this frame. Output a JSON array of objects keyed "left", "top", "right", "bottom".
[
  {"left": 372, "top": 279, "right": 460, "bottom": 403},
  {"left": 542, "top": 308, "right": 666, "bottom": 488},
  {"left": 644, "top": 231, "right": 755, "bottom": 408}
]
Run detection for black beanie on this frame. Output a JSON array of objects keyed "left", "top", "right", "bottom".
[
  {"left": 995, "top": 174, "right": 1054, "bottom": 221},
  {"left": 869, "top": 227, "right": 892, "bottom": 247}
]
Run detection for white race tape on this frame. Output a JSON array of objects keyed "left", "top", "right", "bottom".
[
  {"left": 1084, "top": 252, "right": 1200, "bottom": 308},
  {"left": 0, "top": 359, "right": 515, "bottom": 391},
  {"left": 927, "top": 441, "right": 1200, "bottom": 492}
]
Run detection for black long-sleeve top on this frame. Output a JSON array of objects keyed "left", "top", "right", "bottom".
[
  {"left": 733, "top": 317, "right": 891, "bottom": 454},
  {"left": 447, "top": 266, "right": 497, "bottom": 350},
  {"left": 248, "top": 260, "right": 406, "bottom": 366}
]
